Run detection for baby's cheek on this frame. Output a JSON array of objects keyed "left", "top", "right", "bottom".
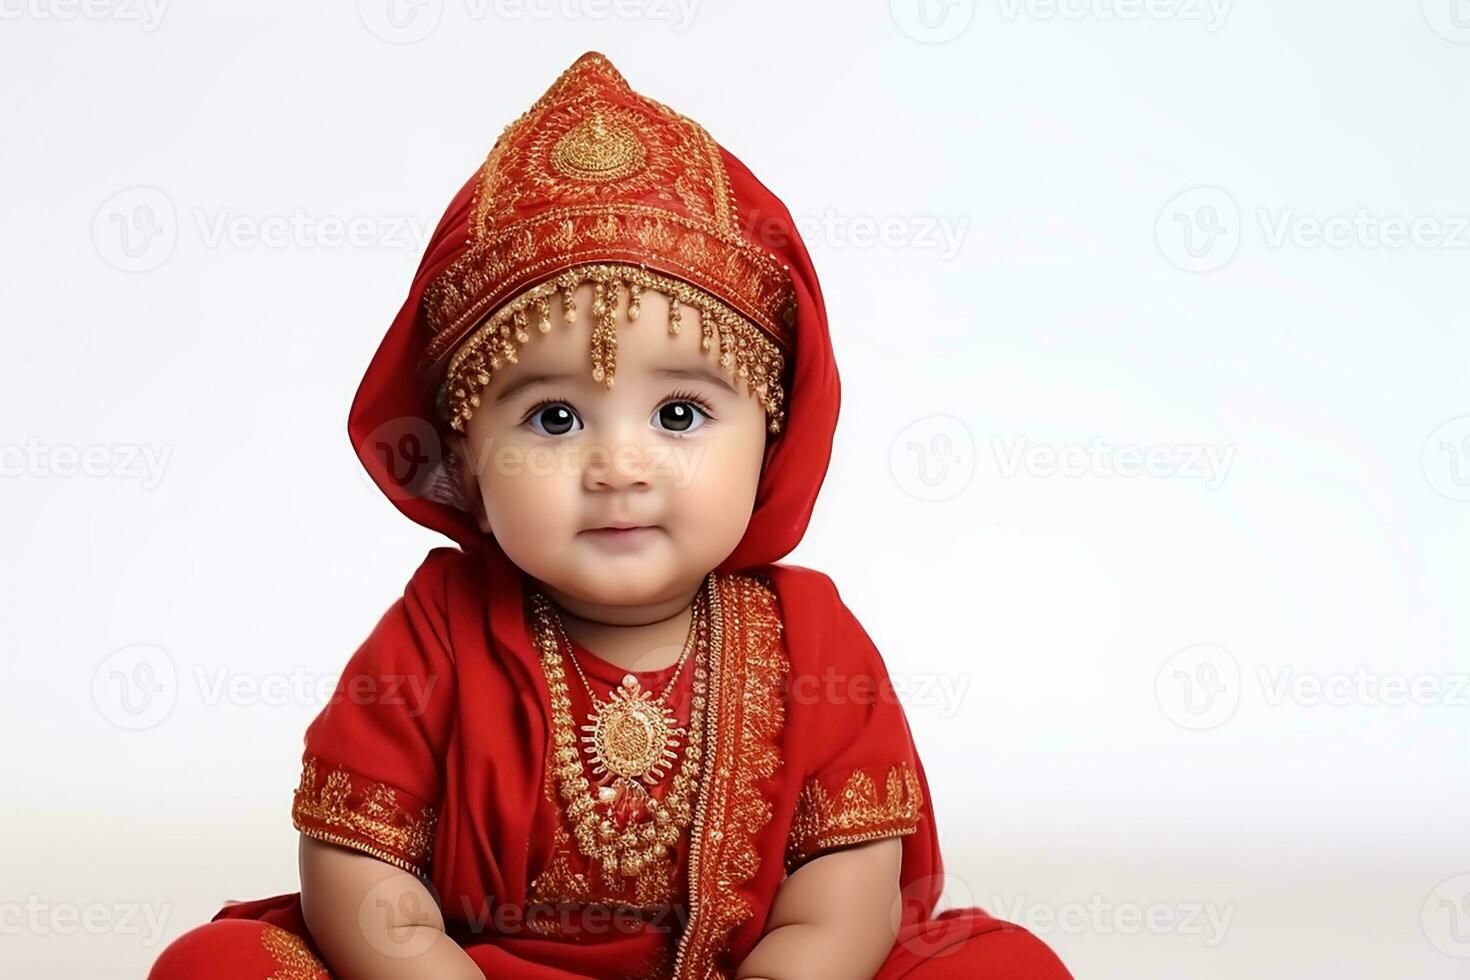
[
  {"left": 672, "top": 444, "right": 759, "bottom": 546},
  {"left": 483, "top": 465, "right": 574, "bottom": 535}
]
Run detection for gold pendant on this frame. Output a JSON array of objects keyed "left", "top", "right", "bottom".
[{"left": 581, "top": 674, "right": 683, "bottom": 784}]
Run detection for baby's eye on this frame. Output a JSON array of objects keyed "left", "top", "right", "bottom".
[
  {"left": 526, "top": 402, "right": 582, "bottom": 437},
  {"left": 651, "top": 400, "right": 710, "bottom": 435}
]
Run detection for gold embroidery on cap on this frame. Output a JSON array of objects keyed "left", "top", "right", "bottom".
[
  {"left": 441, "top": 262, "right": 787, "bottom": 435},
  {"left": 550, "top": 111, "right": 647, "bottom": 182},
  {"left": 421, "top": 52, "right": 797, "bottom": 374}
]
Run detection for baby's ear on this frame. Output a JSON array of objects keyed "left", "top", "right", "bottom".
[
  {"left": 451, "top": 435, "right": 495, "bottom": 535},
  {"left": 762, "top": 426, "right": 782, "bottom": 468}
]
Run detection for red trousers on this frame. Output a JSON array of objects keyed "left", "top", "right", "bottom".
[{"left": 149, "top": 899, "right": 1073, "bottom": 979}]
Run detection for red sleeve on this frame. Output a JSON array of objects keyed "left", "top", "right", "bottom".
[
  {"left": 290, "top": 549, "right": 459, "bottom": 877},
  {"left": 782, "top": 570, "right": 925, "bottom": 873}
]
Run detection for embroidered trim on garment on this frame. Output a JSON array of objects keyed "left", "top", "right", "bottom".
[
  {"left": 421, "top": 53, "right": 796, "bottom": 366},
  {"left": 525, "top": 815, "right": 685, "bottom": 943},
  {"left": 439, "top": 263, "right": 787, "bottom": 436},
  {"left": 260, "top": 923, "right": 330, "bottom": 980},
  {"left": 671, "top": 573, "right": 788, "bottom": 980},
  {"left": 784, "top": 762, "right": 924, "bottom": 872},
  {"left": 291, "top": 755, "right": 437, "bottom": 877}
]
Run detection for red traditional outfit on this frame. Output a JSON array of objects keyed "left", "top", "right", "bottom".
[{"left": 149, "top": 52, "right": 1073, "bottom": 980}]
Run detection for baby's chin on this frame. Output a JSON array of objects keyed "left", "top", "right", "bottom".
[{"left": 554, "top": 546, "right": 700, "bottom": 607}]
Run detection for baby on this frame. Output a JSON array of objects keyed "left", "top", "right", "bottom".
[{"left": 148, "top": 51, "right": 1074, "bottom": 980}]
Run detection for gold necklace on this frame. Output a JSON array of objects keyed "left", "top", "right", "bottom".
[
  {"left": 556, "top": 589, "right": 701, "bottom": 791},
  {"left": 529, "top": 575, "right": 717, "bottom": 880}
]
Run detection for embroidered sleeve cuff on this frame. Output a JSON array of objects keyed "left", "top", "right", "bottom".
[
  {"left": 291, "top": 755, "right": 438, "bottom": 877},
  {"left": 784, "top": 761, "right": 923, "bottom": 873}
]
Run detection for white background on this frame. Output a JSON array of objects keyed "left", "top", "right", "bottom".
[{"left": 2, "top": 1, "right": 1468, "bottom": 977}]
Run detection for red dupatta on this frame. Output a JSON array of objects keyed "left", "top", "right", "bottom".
[{"left": 225, "top": 51, "right": 956, "bottom": 980}]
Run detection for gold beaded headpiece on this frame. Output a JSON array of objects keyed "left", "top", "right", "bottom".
[{"left": 423, "top": 52, "right": 797, "bottom": 435}]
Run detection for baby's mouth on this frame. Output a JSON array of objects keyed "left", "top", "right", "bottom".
[{"left": 580, "top": 524, "right": 660, "bottom": 548}]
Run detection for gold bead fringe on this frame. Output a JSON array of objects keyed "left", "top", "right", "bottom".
[{"left": 440, "top": 263, "right": 788, "bottom": 436}]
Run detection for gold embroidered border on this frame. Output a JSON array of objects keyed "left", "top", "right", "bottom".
[
  {"left": 784, "top": 762, "right": 923, "bottom": 872},
  {"left": 422, "top": 52, "right": 797, "bottom": 363},
  {"left": 439, "top": 262, "right": 787, "bottom": 436},
  {"left": 260, "top": 923, "right": 330, "bottom": 980},
  {"left": 291, "top": 755, "right": 437, "bottom": 877},
  {"left": 671, "top": 573, "right": 788, "bottom": 980},
  {"left": 424, "top": 204, "right": 797, "bottom": 362}
]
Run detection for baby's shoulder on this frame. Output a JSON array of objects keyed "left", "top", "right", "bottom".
[
  {"left": 735, "top": 561, "right": 839, "bottom": 607},
  {"left": 735, "top": 563, "right": 892, "bottom": 673},
  {"left": 732, "top": 561, "right": 853, "bottom": 630},
  {"left": 404, "top": 546, "right": 484, "bottom": 598}
]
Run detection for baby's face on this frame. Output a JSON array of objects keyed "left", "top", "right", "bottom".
[{"left": 459, "top": 282, "right": 769, "bottom": 609}]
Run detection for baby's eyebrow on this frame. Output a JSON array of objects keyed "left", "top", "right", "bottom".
[
  {"left": 491, "top": 366, "right": 738, "bottom": 404},
  {"left": 655, "top": 366, "right": 737, "bottom": 395},
  {"left": 491, "top": 372, "right": 578, "bottom": 404}
]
